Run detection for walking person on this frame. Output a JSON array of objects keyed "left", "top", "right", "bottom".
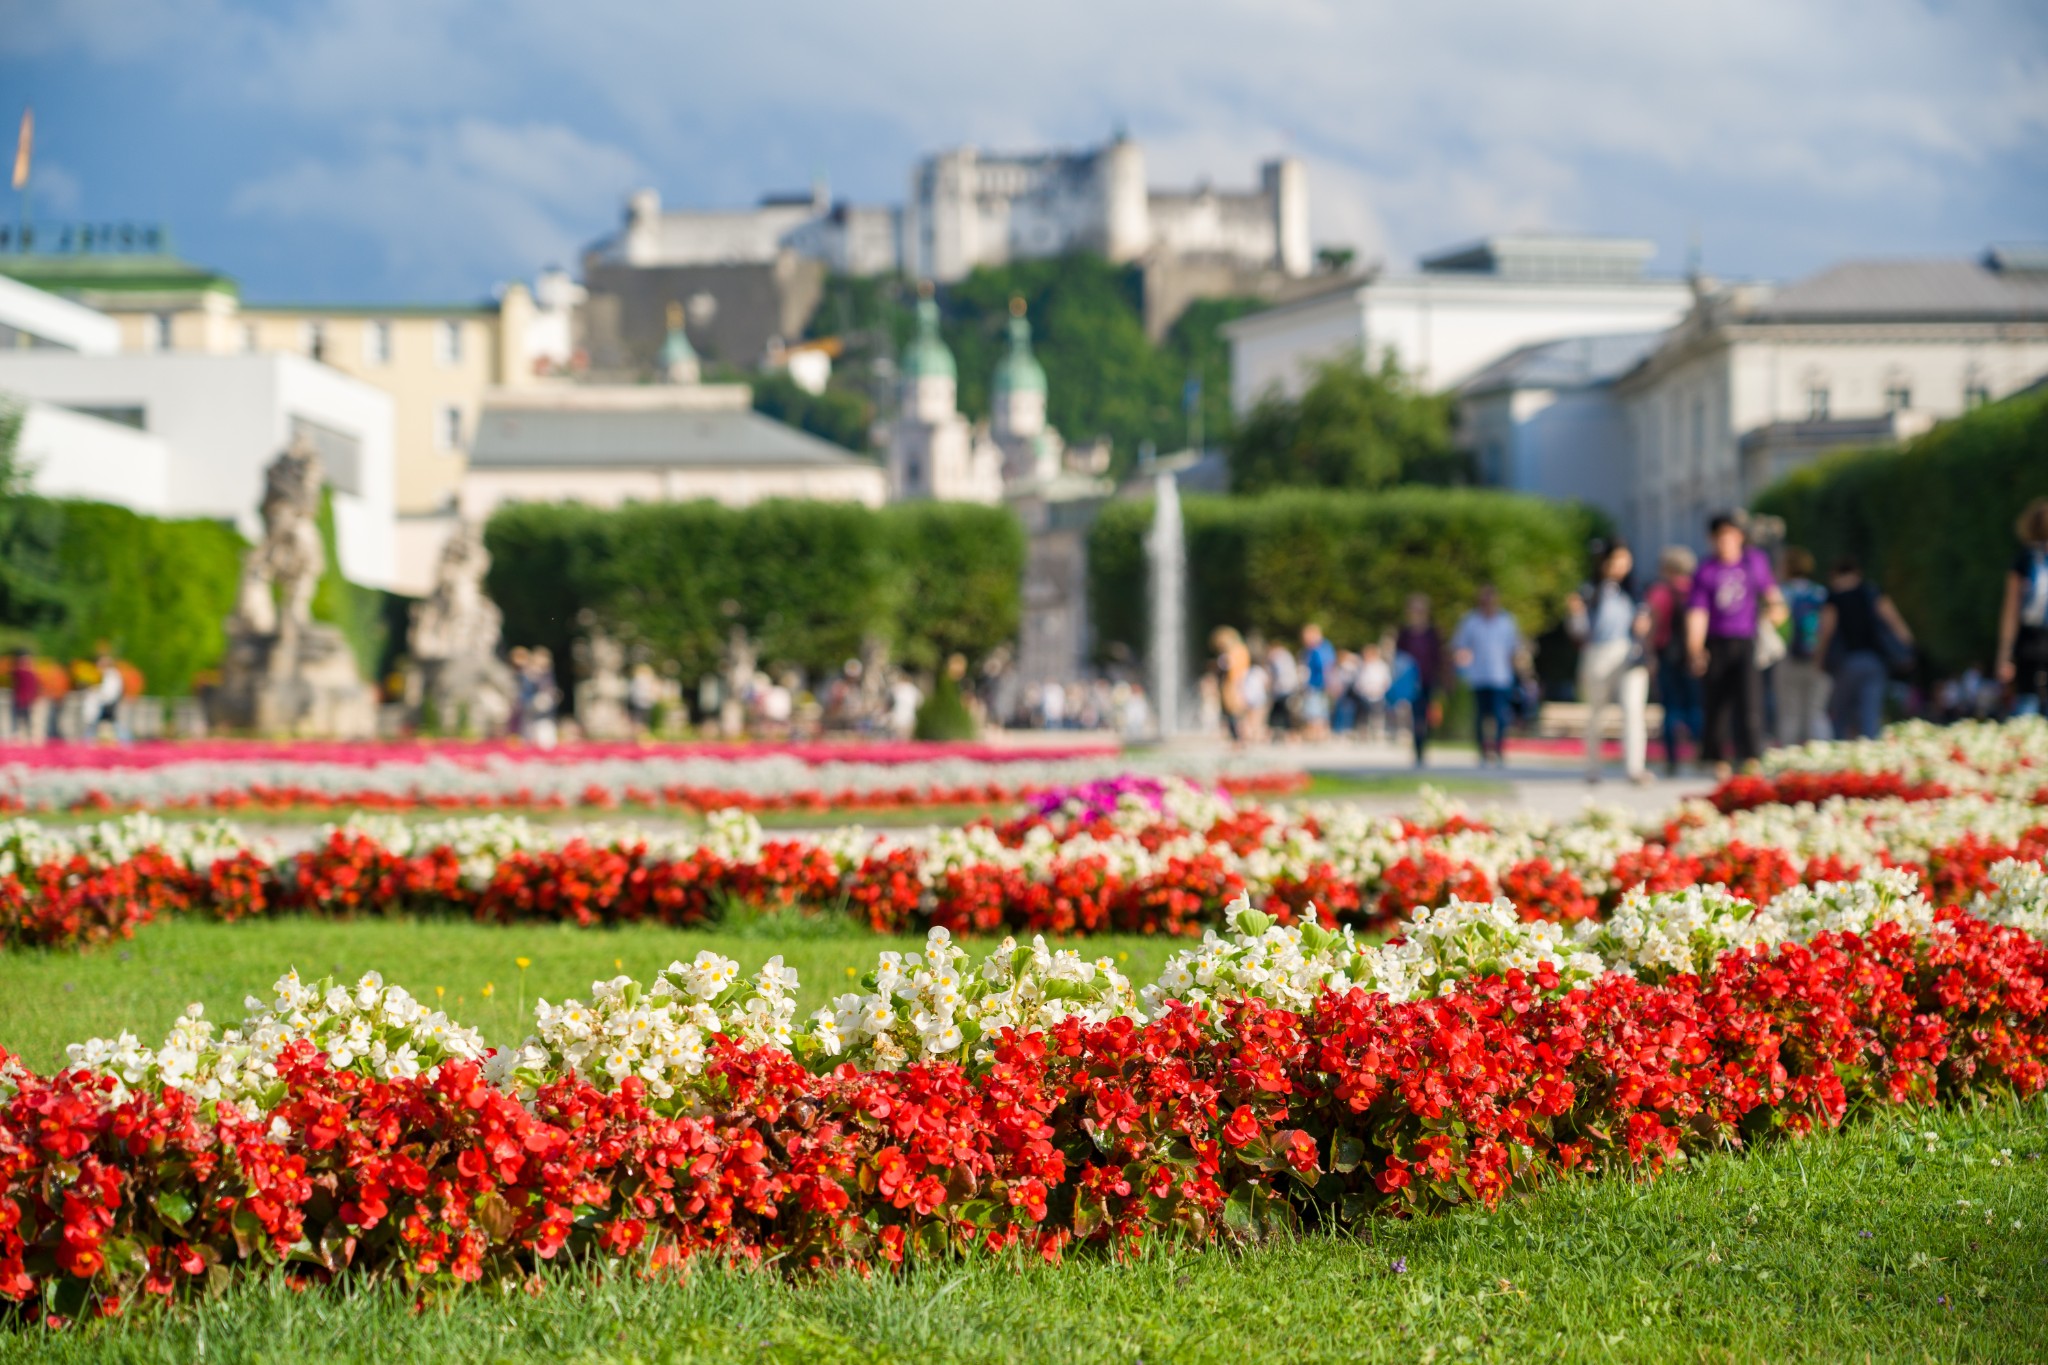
[
  {"left": 1774, "top": 547, "right": 1832, "bottom": 746},
  {"left": 1264, "top": 640, "right": 1298, "bottom": 739},
  {"left": 1817, "top": 556, "right": 1914, "bottom": 741},
  {"left": 1567, "top": 541, "right": 1652, "bottom": 783},
  {"left": 1356, "top": 641, "right": 1392, "bottom": 743},
  {"left": 1996, "top": 497, "right": 2048, "bottom": 717},
  {"left": 1393, "top": 595, "right": 1444, "bottom": 767},
  {"left": 1645, "top": 547, "right": 1703, "bottom": 774},
  {"left": 1210, "top": 627, "right": 1252, "bottom": 745},
  {"left": 1685, "top": 513, "right": 1786, "bottom": 778},
  {"left": 89, "top": 652, "right": 128, "bottom": 742},
  {"left": 1299, "top": 624, "right": 1336, "bottom": 740},
  {"left": 1452, "top": 584, "right": 1521, "bottom": 766},
  {"left": 7, "top": 648, "right": 40, "bottom": 745}
]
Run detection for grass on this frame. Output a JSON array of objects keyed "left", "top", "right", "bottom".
[
  {"left": 1300, "top": 771, "right": 1510, "bottom": 800},
  {"left": 0, "top": 918, "right": 1184, "bottom": 1072},
  {"left": 3, "top": 1096, "right": 2042, "bottom": 1362}
]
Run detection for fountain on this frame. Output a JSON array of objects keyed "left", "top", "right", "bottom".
[{"left": 1146, "top": 470, "right": 1186, "bottom": 738}]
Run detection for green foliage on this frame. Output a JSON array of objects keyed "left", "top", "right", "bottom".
[
  {"left": 750, "top": 371, "right": 877, "bottom": 453},
  {"left": 1089, "top": 488, "right": 1596, "bottom": 663},
  {"left": 807, "top": 257, "right": 1259, "bottom": 478},
  {"left": 912, "top": 669, "right": 978, "bottom": 741},
  {"left": 1753, "top": 386, "right": 2048, "bottom": 674},
  {"left": 485, "top": 500, "right": 1024, "bottom": 686},
  {"left": 0, "top": 395, "right": 70, "bottom": 645},
  {"left": 311, "top": 490, "right": 390, "bottom": 679},
  {"left": 1229, "top": 351, "right": 1463, "bottom": 494},
  {"left": 34, "top": 502, "right": 243, "bottom": 694},
  {"left": 880, "top": 502, "right": 1025, "bottom": 670}
]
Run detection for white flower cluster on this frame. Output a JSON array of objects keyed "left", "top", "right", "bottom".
[
  {"left": 1367, "top": 897, "right": 1609, "bottom": 1003},
  {"left": 1141, "top": 895, "right": 1371, "bottom": 1018},
  {"left": 1576, "top": 883, "right": 1772, "bottom": 980},
  {"left": 1972, "top": 859, "right": 2048, "bottom": 938},
  {"left": 490, "top": 950, "right": 799, "bottom": 1108},
  {"left": 0, "top": 812, "right": 257, "bottom": 879},
  {"left": 1757, "top": 716, "right": 2048, "bottom": 799},
  {"left": 66, "top": 969, "right": 487, "bottom": 1106}
]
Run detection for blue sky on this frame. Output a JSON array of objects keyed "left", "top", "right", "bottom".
[{"left": 2, "top": 0, "right": 2043, "bottom": 305}]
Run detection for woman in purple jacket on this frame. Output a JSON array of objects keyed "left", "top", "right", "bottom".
[{"left": 1685, "top": 513, "right": 1787, "bottom": 777}]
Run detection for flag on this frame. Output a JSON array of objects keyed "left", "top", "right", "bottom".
[{"left": 10, "top": 107, "right": 28, "bottom": 191}]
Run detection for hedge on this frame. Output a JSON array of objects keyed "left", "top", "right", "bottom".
[
  {"left": 485, "top": 499, "right": 1025, "bottom": 686},
  {"left": 1752, "top": 385, "right": 2048, "bottom": 675},
  {"left": 37, "top": 501, "right": 245, "bottom": 695},
  {"left": 1088, "top": 488, "right": 1600, "bottom": 663}
]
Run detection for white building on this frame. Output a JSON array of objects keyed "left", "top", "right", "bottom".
[
  {"left": 1222, "top": 235, "right": 1694, "bottom": 407},
  {"left": 1615, "top": 249, "right": 2048, "bottom": 553},
  {"left": 0, "top": 350, "right": 398, "bottom": 587},
  {"left": 458, "top": 376, "right": 888, "bottom": 522},
  {"left": 1456, "top": 331, "right": 1665, "bottom": 515},
  {"left": 0, "top": 272, "right": 121, "bottom": 353},
  {"left": 907, "top": 134, "right": 1308, "bottom": 284}
]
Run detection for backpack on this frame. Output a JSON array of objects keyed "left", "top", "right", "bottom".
[{"left": 1786, "top": 583, "right": 1826, "bottom": 661}]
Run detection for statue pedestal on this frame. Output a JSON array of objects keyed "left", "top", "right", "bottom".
[{"left": 211, "top": 623, "right": 377, "bottom": 738}]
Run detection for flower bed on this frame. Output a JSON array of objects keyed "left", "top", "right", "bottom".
[
  {"left": 0, "top": 740, "right": 1301, "bottom": 816},
  {"left": 4, "top": 747, "right": 2046, "bottom": 951},
  {"left": 5, "top": 862, "right": 2047, "bottom": 1323}
]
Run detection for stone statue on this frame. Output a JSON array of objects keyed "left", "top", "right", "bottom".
[
  {"left": 572, "top": 609, "right": 631, "bottom": 739},
  {"left": 209, "top": 437, "right": 376, "bottom": 737},
  {"left": 406, "top": 521, "right": 514, "bottom": 733},
  {"left": 718, "top": 624, "right": 756, "bottom": 737}
]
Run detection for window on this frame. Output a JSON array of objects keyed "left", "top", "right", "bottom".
[
  {"left": 1965, "top": 382, "right": 1991, "bottom": 409},
  {"left": 435, "top": 319, "right": 463, "bottom": 366},
  {"left": 147, "top": 313, "right": 173, "bottom": 351},
  {"left": 365, "top": 320, "right": 393, "bottom": 366},
  {"left": 1689, "top": 398, "right": 1705, "bottom": 465},
  {"left": 436, "top": 404, "right": 464, "bottom": 451},
  {"left": 242, "top": 322, "right": 261, "bottom": 354},
  {"left": 1884, "top": 384, "right": 1912, "bottom": 413},
  {"left": 303, "top": 320, "right": 327, "bottom": 363},
  {"left": 1806, "top": 386, "right": 1830, "bottom": 421}
]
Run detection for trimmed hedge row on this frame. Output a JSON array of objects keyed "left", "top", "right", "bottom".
[
  {"left": 485, "top": 499, "right": 1025, "bottom": 684},
  {"left": 33, "top": 501, "right": 245, "bottom": 696},
  {"left": 1088, "top": 488, "right": 1600, "bottom": 660},
  {"left": 1753, "top": 386, "right": 2048, "bottom": 675}
]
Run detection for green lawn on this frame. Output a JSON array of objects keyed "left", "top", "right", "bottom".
[
  {"left": 3, "top": 1096, "right": 2041, "bottom": 1362},
  {"left": 0, "top": 918, "right": 1184, "bottom": 1071}
]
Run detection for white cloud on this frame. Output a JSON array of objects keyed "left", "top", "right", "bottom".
[
  {"left": 230, "top": 119, "right": 643, "bottom": 292},
  {"left": 11, "top": 0, "right": 2043, "bottom": 290}
]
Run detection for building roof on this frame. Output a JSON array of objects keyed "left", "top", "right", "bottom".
[
  {"left": 0, "top": 253, "right": 238, "bottom": 298},
  {"left": 1421, "top": 235, "right": 1657, "bottom": 283},
  {"left": 469, "top": 400, "right": 878, "bottom": 471},
  {"left": 1743, "top": 256, "right": 2048, "bottom": 323},
  {"left": 901, "top": 297, "right": 956, "bottom": 382},
  {"left": 1458, "top": 331, "right": 1666, "bottom": 397},
  {"left": 992, "top": 310, "right": 1046, "bottom": 395}
]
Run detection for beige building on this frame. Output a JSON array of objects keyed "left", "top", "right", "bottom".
[{"left": 4, "top": 252, "right": 572, "bottom": 523}]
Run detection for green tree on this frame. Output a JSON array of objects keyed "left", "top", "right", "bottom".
[
  {"left": 751, "top": 372, "right": 877, "bottom": 453},
  {"left": 1228, "top": 352, "right": 1460, "bottom": 494},
  {"left": 0, "top": 395, "right": 71, "bottom": 644}
]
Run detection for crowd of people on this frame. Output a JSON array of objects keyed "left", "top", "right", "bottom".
[{"left": 1188, "top": 494, "right": 2048, "bottom": 779}]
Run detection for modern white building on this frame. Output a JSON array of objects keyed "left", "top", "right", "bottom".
[
  {"left": 0, "top": 272, "right": 122, "bottom": 353},
  {"left": 1222, "top": 235, "right": 1695, "bottom": 407},
  {"left": 0, "top": 350, "right": 398, "bottom": 587},
  {"left": 1614, "top": 249, "right": 2048, "bottom": 553}
]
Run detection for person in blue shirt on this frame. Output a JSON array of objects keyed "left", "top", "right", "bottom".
[
  {"left": 1299, "top": 623, "right": 1336, "bottom": 739},
  {"left": 1774, "top": 546, "right": 1832, "bottom": 746}
]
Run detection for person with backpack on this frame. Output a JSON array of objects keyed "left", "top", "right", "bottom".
[
  {"left": 1996, "top": 497, "right": 2048, "bottom": 717},
  {"left": 1774, "top": 546, "right": 1831, "bottom": 746},
  {"left": 1644, "top": 546, "right": 1701, "bottom": 775},
  {"left": 1816, "top": 556, "right": 1914, "bottom": 741},
  {"left": 1567, "top": 540, "right": 1652, "bottom": 783}
]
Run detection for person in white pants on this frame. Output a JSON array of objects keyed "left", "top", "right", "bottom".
[{"left": 1568, "top": 540, "right": 1653, "bottom": 783}]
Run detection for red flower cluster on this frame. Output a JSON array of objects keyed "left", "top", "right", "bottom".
[
  {"left": 1708, "top": 770, "right": 1954, "bottom": 813},
  {"left": 5, "top": 906, "right": 2045, "bottom": 1323}
]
